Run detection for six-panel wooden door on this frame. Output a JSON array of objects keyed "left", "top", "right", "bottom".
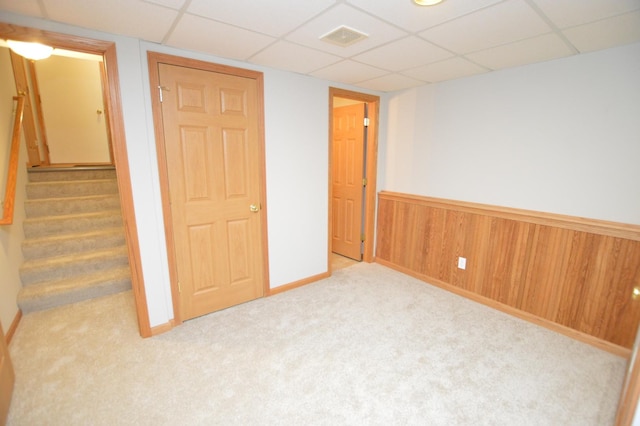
[
  {"left": 332, "top": 104, "right": 365, "bottom": 261},
  {"left": 158, "top": 63, "right": 265, "bottom": 320}
]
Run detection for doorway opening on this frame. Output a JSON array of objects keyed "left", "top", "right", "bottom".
[
  {"left": 29, "top": 51, "right": 113, "bottom": 166},
  {"left": 328, "top": 88, "right": 379, "bottom": 273},
  {"left": 0, "top": 22, "right": 149, "bottom": 336}
]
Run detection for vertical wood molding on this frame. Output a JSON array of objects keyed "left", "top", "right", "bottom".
[
  {"left": 376, "top": 191, "right": 640, "bottom": 349},
  {"left": 5, "top": 310, "right": 22, "bottom": 345}
]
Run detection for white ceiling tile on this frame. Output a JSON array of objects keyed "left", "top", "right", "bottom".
[
  {"left": 188, "top": 0, "right": 336, "bottom": 37},
  {"left": 310, "top": 60, "right": 387, "bottom": 85},
  {"left": 167, "top": 13, "right": 275, "bottom": 60},
  {"left": 563, "top": 11, "right": 640, "bottom": 53},
  {"left": 357, "top": 73, "right": 426, "bottom": 92},
  {"left": 142, "top": 0, "right": 186, "bottom": 10},
  {"left": 3, "top": 0, "right": 638, "bottom": 92},
  {"left": 402, "top": 57, "right": 487, "bottom": 83},
  {"left": 249, "top": 41, "right": 341, "bottom": 74},
  {"left": 353, "top": 36, "right": 453, "bottom": 72},
  {"left": 420, "top": 0, "right": 552, "bottom": 54},
  {"left": 43, "top": 0, "right": 178, "bottom": 42},
  {"left": 286, "top": 4, "right": 408, "bottom": 58},
  {"left": 0, "top": 0, "right": 44, "bottom": 17},
  {"left": 531, "top": 0, "right": 640, "bottom": 29},
  {"left": 347, "top": 0, "right": 503, "bottom": 32},
  {"left": 466, "top": 33, "right": 575, "bottom": 70}
]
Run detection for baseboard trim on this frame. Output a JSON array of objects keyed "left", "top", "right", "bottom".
[
  {"left": 6, "top": 309, "right": 22, "bottom": 344},
  {"left": 375, "top": 258, "right": 631, "bottom": 359},
  {"left": 149, "top": 319, "right": 175, "bottom": 336},
  {"left": 268, "top": 271, "right": 331, "bottom": 296}
]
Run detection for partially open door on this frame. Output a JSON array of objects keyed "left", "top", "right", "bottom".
[
  {"left": 331, "top": 103, "right": 366, "bottom": 261},
  {"left": 0, "top": 321, "right": 15, "bottom": 424}
]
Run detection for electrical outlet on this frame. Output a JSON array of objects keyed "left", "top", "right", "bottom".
[{"left": 458, "top": 257, "right": 466, "bottom": 270}]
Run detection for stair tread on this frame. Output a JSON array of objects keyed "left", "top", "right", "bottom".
[
  {"left": 21, "top": 245, "right": 129, "bottom": 270},
  {"left": 25, "top": 193, "right": 120, "bottom": 203},
  {"left": 27, "top": 178, "right": 117, "bottom": 185},
  {"left": 23, "top": 209, "right": 123, "bottom": 223},
  {"left": 18, "top": 267, "right": 132, "bottom": 313},
  {"left": 19, "top": 266, "right": 131, "bottom": 295},
  {"left": 22, "top": 227, "right": 125, "bottom": 246}
]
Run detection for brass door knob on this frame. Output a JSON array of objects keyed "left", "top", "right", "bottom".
[{"left": 249, "top": 204, "right": 260, "bottom": 212}]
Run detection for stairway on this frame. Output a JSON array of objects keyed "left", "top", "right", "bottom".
[{"left": 17, "top": 167, "right": 132, "bottom": 314}]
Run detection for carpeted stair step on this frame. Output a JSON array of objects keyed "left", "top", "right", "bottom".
[
  {"left": 23, "top": 210, "right": 123, "bottom": 239},
  {"left": 28, "top": 167, "right": 116, "bottom": 182},
  {"left": 22, "top": 227, "right": 126, "bottom": 261},
  {"left": 24, "top": 194, "right": 121, "bottom": 218},
  {"left": 17, "top": 266, "right": 132, "bottom": 314},
  {"left": 26, "top": 179, "right": 118, "bottom": 199},
  {"left": 20, "top": 246, "right": 130, "bottom": 286}
]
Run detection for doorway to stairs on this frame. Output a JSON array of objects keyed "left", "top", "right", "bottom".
[
  {"left": 328, "top": 88, "right": 379, "bottom": 272},
  {"left": 0, "top": 22, "right": 149, "bottom": 336},
  {"left": 30, "top": 52, "right": 113, "bottom": 165}
]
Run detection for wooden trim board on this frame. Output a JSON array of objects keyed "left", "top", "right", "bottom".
[
  {"left": 268, "top": 272, "right": 331, "bottom": 296},
  {"left": 5, "top": 310, "right": 22, "bottom": 345}
]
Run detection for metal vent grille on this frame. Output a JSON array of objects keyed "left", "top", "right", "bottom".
[{"left": 320, "top": 26, "right": 368, "bottom": 47}]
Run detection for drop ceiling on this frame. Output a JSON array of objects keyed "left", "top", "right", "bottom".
[{"left": 1, "top": 0, "right": 639, "bottom": 92}]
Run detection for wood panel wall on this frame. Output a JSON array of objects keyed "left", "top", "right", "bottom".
[{"left": 376, "top": 191, "right": 640, "bottom": 350}]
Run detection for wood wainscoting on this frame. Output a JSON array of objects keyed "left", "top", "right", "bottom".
[{"left": 375, "top": 191, "right": 640, "bottom": 350}]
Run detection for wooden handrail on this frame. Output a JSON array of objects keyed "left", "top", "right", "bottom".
[{"left": 0, "top": 96, "right": 25, "bottom": 225}]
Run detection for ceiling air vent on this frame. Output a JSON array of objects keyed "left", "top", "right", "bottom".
[{"left": 320, "top": 26, "right": 368, "bottom": 47}]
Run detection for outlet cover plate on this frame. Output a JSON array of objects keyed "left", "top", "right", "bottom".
[{"left": 458, "top": 257, "right": 467, "bottom": 270}]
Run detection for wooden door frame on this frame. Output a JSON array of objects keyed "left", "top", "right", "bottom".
[
  {"left": 328, "top": 88, "right": 379, "bottom": 271},
  {"left": 0, "top": 22, "right": 151, "bottom": 337},
  {"left": 147, "top": 52, "right": 270, "bottom": 326}
]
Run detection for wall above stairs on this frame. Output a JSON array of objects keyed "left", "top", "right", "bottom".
[{"left": 18, "top": 167, "right": 132, "bottom": 314}]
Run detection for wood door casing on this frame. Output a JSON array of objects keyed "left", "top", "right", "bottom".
[
  {"left": 328, "top": 88, "right": 380, "bottom": 268},
  {"left": 332, "top": 104, "right": 365, "bottom": 261},
  {"left": 158, "top": 62, "right": 266, "bottom": 321}
]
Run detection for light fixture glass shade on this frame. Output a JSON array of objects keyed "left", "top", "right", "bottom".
[
  {"left": 7, "top": 40, "right": 53, "bottom": 60},
  {"left": 413, "top": 0, "right": 444, "bottom": 5}
]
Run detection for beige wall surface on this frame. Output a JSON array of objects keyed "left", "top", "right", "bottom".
[{"left": 35, "top": 55, "right": 110, "bottom": 164}]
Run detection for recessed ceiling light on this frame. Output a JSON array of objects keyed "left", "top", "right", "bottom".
[{"left": 413, "top": 0, "right": 445, "bottom": 6}]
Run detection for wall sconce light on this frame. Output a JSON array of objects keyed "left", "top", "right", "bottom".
[
  {"left": 7, "top": 40, "right": 53, "bottom": 60},
  {"left": 413, "top": 0, "right": 445, "bottom": 5}
]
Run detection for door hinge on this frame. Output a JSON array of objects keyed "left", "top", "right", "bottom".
[
  {"left": 363, "top": 178, "right": 368, "bottom": 187},
  {"left": 364, "top": 117, "right": 370, "bottom": 127},
  {"left": 361, "top": 234, "right": 365, "bottom": 242},
  {"left": 178, "top": 281, "right": 182, "bottom": 293},
  {"left": 158, "top": 85, "right": 170, "bottom": 102}
]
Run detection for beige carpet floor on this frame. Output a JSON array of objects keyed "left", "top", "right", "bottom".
[{"left": 7, "top": 263, "right": 627, "bottom": 425}]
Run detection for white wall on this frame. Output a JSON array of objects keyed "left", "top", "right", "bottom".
[
  {"left": 382, "top": 42, "right": 640, "bottom": 225},
  {"left": 0, "top": 12, "right": 381, "bottom": 328},
  {"left": 0, "top": 46, "right": 28, "bottom": 332}
]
